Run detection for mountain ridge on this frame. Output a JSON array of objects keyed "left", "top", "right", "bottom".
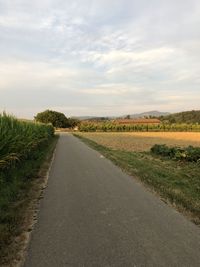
[{"left": 74, "top": 111, "right": 170, "bottom": 120}]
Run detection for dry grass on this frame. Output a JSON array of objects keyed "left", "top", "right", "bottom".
[{"left": 78, "top": 132, "right": 200, "bottom": 152}]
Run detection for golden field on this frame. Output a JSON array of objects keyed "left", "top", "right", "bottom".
[{"left": 78, "top": 132, "right": 200, "bottom": 151}]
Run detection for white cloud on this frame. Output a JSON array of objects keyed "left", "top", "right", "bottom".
[
  {"left": 87, "top": 47, "right": 175, "bottom": 67},
  {"left": 0, "top": 0, "right": 200, "bottom": 117},
  {"left": 0, "top": 60, "right": 78, "bottom": 91},
  {"left": 80, "top": 84, "right": 139, "bottom": 95}
]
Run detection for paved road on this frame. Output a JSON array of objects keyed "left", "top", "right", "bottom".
[{"left": 24, "top": 133, "right": 200, "bottom": 267}]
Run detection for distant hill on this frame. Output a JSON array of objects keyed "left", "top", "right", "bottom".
[
  {"left": 74, "top": 116, "right": 96, "bottom": 121},
  {"left": 75, "top": 110, "right": 200, "bottom": 123},
  {"left": 160, "top": 110, "right": 200, "bottom": 123},
  {"left": 74, "top": 116, "right": 115, "bottom": 121},
  {"left": 75, "top": 111, "right": 170, "bottom": 121},
  {"left": 124, "top": 111, "right": 170, "bottom": 119}
]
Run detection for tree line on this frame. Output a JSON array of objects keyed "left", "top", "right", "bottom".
[{"left": 159, "top": 110, "right": 200, "bottom": 124}]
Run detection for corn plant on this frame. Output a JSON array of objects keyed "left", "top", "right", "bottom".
[{"left": 0, "top": 113, "right": 54, "bottom": 170}]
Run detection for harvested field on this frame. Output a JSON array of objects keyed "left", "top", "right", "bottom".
[{"left": 77, "top": 132, "right": 200, "bottom": 151}]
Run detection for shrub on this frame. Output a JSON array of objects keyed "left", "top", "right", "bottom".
[{"left": 151, "top": 144, "right": 200, "bottom": 162}]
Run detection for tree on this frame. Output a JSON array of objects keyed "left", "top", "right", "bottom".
[
  {"left": 125, "top": 115, "right": 131, "bottom": 119},
  {"left": 67, "top": 118, "right": 80, "bottom": 128},
  {"left": 35, "top": 110, "right": 68, "bottom": 128}
]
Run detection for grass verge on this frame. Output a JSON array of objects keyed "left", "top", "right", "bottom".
[
  {"left": 74, "top": 134, "right": 200, "bottom": 225},
  {"left": 0, "top": 135, "right": 59, "bottom": 266}
]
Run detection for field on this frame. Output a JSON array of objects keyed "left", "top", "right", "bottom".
[
  {"left": 77, "top": 132, "right": 200, "bottom": 152},
  {"left": 75, "top": 132, "right": 200, "bottom": 225}
]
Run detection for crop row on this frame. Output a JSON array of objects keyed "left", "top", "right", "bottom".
[
  {"left": 79, "top": 122, "right": 200, "bottom": 132},
  {"left": 0, "top": 113, "right": 54, "bottom": 171}
]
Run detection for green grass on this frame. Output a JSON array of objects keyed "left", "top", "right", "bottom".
[{"left": 74, "top": 134, "right": 200, "bottom": 225}]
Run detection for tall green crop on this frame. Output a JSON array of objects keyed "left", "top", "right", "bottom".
[{"left": 0, "top": 113, "right": 54, "bottom": 170}]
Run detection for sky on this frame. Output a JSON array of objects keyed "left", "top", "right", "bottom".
[{"left": 0, "top": 0, "right": 200, "bottom": 118}]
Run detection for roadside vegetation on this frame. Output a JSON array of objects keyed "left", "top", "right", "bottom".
[
  {"left": 0, "top": 113, "right": 57, "bottom": 265},
  {"left": 151, "top": 144, "right": 200, "bottom": 162},
  {"left": 74, "top": 133, "right": 200, "bottom": 225}
]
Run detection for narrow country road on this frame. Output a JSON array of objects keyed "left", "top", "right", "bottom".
[{"left": 24, "top": 133, "right": 200, "bottom": 267}]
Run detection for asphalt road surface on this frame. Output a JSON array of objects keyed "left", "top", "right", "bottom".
[{"left": 24, "top": 133, "right": 200, "bottom": 267}]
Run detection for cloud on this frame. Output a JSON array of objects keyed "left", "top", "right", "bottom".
[
  {"left": 80, "top": 84, "right": 138, "bottom": 95},
  {"left": 0, "top": 60, "right": 78, "bottom": 91},
  {"left": 0, "top": 0, "right": 200, "bottom": 118},
  {"left": 82, "top": 47, "right": 175, "bottom": 67}
]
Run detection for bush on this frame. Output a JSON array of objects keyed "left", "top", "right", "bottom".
[{"left": 151, "top": 144, "right": 200, "bottom": 162}]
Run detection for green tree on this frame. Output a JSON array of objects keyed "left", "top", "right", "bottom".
[
  {"left": 67, "top": 118, "right": 80, "bottom": 128},
  {"left": 35, "top": 110, "right": 68, "bottom": 128},
  {"left": 125, "top": 115, "right": 131, "bottom": 119}
]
